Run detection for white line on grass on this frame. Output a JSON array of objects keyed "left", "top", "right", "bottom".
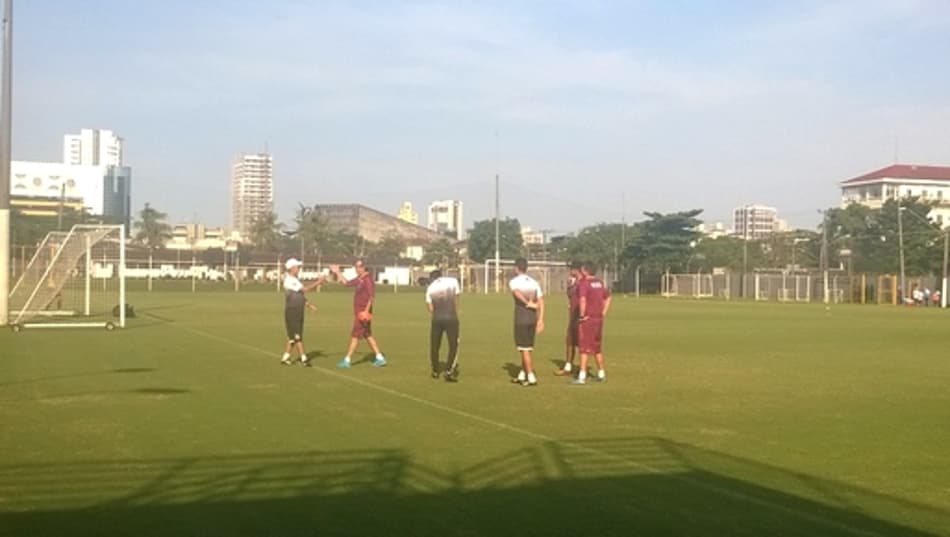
[{"left": 180, "top": 324, "right": 888, "bottom": 537}]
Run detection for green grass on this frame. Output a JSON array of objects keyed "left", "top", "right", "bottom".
[{"left": 2, "top": 287, "right": 949, "bottom": 536}]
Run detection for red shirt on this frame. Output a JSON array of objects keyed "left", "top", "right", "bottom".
[
  {"left": 578, "top": 277, "right": 610, "bottom": 319},
  {"left": 346, "top": 273, "right": 375, "bottom": 313}
]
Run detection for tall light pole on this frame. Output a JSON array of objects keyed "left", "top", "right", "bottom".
[
  {"left": 943, "top": 228, "right": 948, "bottom": 308},
  {"left": 0, "top": 0, "right": 13, "bottom": 326},
  {"left": 897, "top": 200, "right": 906, "bottom": 302},
  {"left": 493, "top": 173, "right": 500, "bottom": 294}
]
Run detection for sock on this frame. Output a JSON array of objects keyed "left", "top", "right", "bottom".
[
  {"left": 563, "top": 362, "right": 573, "bottom": 372},
  {"left": 343, "top": 356, "right": 352, "bottom": 363},
  {"left": 527, "top": 372, "right": 537, "bottom": 384},
  {"left": 300, "top": 353, "right": 308, "bottom": 362},
  {"left": 578, "top": 370, "right": 587, "bottom": 382},
  {"left": 376, "top": 353, "right": 385, "bottom": 360},
  {"left": 282, "top": 352, "right": 291, "bottom": 361},
  {"left": 517, "top": 370, "right": 526, "bottom": 382},
  {"left": 598, "top": 369, "right": 606, "bottom": 379}
]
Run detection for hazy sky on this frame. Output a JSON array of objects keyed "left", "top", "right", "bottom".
[{"left": 11, "top": 0, "right": 950, "bottom": 233}]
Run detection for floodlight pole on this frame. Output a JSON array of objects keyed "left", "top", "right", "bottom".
[
  {"left": 0, "top": 0, "right": 13, "bottom": 326},
  {"left": 494, "top": 173, "right": 500, "bottom": 294},
  {"left": 942, "top": 229, "right": 948, "bottom": 308},
  {"left": 897, "top": 201, "right": 906, "bottom": 302}
]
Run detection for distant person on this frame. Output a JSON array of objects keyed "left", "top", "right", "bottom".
[
  {"left": 330, "top": 260, "right": 388, "bottom": 368},
  {"left": 923, "top": 287, "right": 932, "bottom": 307},
  {"left": 932, "top": 289, "right": 942, "bottom": 307},
  {"left": 912, "top": 284, "right": 924, "bottom": 307},
  {"left": 280, "top": 258, "right": 324, "bottom": 366},
  {"left": 425, "top": 269, "right": 461, "bottom": 381},
  {"left": 572, "top": 262, "right": 612, "bottom": 385},
  {"left": 509, "top": 257, "right": 545, "bottom": 387},
  {"left": 555, "top": 261, "right": 583, "bottom": 377}
]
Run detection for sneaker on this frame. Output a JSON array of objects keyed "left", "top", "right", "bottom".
[
  {"left": 510, "top": 377, "right": 524, "bottom": 384},
  {"left": 337, "top": 359, "right": 351, "bottom": 369},
  {"left": 301, "top": 358, "right": 311, "bottom": 367},
  {"left": 372, "top": 357, "right": 388, "bottom": 368},
  {"left": 431, "top": 371, "right": 441, "bottom": 379},
  {"left": 571, "top": 378, "right": 587, "bottom": 385},
  {"left": 521, "top": 380, "right": 538, "bottom": 387},
  {"left": 444, "top": 368, "right": 459, "bottom": 382},
  {"left": 554, "top": 368, "right": 572, "bottom": 377},
  {"left": 280, "top": 357, "right": 293, "bottom": 366}
]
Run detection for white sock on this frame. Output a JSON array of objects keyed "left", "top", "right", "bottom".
[
  {"left": 578, "top": 370, "right": 587, "bottom": 382},
  {"left": 517, "top": 370, "right": 526, "bottom": 381},
  {"left": 563, "top": 362, "right": 573, "bottom": 372},
  {"left": 598, "top": 369, "right": 606, "bottom": 379},
  {"left": 376, "top": 353, "right": 384, "bottom": 360},
  {"left": 300, "top": 354, "right": 308, "bottom": 361},
  {"left": 343, "top": 356, "right": 352, "bottom": 363},
  {"left": 527, "top": 372, "right": 537, "bottom": 384},
  {"left": 282, "top": 352, "right": 291, "bottom": 361}
]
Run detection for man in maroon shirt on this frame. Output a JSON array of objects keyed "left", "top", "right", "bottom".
[
  {"left": 555, "top": 261, "right": 583, "bottom": 377},
  {"left": 572, "top": 261, "right": 611, "bottom": 385},
  {"left": 330, "top": 259, "right": 388, "bottom": 368}
]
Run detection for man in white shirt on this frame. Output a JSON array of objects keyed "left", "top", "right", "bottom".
[
  {"left": 425, "top": 269, "right": 461, "bottom": 381},
  {"left": 281, "top": 258, "right": 325, "bottom": 366},
  {"left": 509, "top": 257, "right": 545, "bottom": 387}
]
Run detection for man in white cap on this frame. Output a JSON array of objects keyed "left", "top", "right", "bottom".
[{"left": 281, "top": 258, "right": 325, "bottom": 366}]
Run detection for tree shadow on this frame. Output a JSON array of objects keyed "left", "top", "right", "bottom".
[
  {"left": 0, "top": 367, "right": 156, "bottom": 388},
  {"left": 1, "top": 437, "right": 946, "bottom": 537}
]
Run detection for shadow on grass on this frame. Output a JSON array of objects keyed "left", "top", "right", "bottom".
[
  {"left": 0, "top": 367, "right": 156, "bottom": 388},
  {"left": 501, "top": 362, "right": 522, "bottom": 379},
  {"left": 1, "top": 437, "right": 945, "bottom": 537}
]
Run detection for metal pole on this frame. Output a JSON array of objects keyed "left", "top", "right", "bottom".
[
  {"left": 821, "top": 210, "right": 829, "bottom": 304},
  {"left": 84, "top": 234, "right": 91, "bottom": 315},
  {"left": 942, "top": 230, "right": 948, "bottom": 308},
  {"left": 119, "top": 225, "right": 126, "bottom": 328},
  {"left": 0, "top": 0, "right": 13, "bottom": 326},
  {"left": 897, "top": 201, "right": 905, "bottom": 302},
  {"left": 494, "top": 173, "right": 500, "bottom": 294}
]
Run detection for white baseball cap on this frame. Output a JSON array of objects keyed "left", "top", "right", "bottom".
[{"left": 285, "top": 258, "right": 304, "bottom": 270}]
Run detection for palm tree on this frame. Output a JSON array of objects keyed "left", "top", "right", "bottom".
[
  {"left": 133, "top": 203, "right": 173, "bottom": 249},
  {"left": 133, "top": 203, "right": 172, "bottom": 291},
  {"left": 248, "top": 211, "right": 285, "bottom": 252}
]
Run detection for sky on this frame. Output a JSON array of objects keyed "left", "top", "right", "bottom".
[{"left": 9, "top": 0, "right": 950, "bottom": 234}]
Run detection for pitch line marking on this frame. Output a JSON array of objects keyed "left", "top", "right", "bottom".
[{"left": 180, "top": 324, "right": 888, "bottom": 537}]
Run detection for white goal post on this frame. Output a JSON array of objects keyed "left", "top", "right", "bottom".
[{"left": 9, "top": 224, "right": 126, "bottom": 331}]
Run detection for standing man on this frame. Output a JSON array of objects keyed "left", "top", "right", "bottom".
[
  {"left": 281, "top": 258, "right": 325, "bottom": 366},
  {"left": 425, "top": 269, "right": 461, "bottom": 381},
  {"left": 330, "top": 260, "right": 388, "bottom": 368},
  {"left": 572, "top": 262, "right": 612, "bottom": 384},
  {"left": 555, "top": 261, "right": 583, "bottom": 377},
  {"left": 509, "top": 257, "right": 545, "bottom": 387}
]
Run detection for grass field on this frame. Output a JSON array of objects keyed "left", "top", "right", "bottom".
[{"left": 2, "top": 285, "right": 950, "bottom": 536}]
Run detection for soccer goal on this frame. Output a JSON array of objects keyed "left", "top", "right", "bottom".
[
  {"left": 9, "top": 224, "right": 126, "bottom": 331},
  {"left": 660, "top": 273, "right": 715, "bottom": 299}
]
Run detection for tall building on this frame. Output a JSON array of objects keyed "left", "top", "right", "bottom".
[
  {"left": 230, "top": 153, "right": 273, "bottom": 239},
  {"left": 733, "top": 204, "right": 780, "bottom": 239},
  {"left": 102, "top": 166, "right": 133, "bottom": 229},
  {"left": 840, "top": 164, "right": 950, "bottom": 228},
  {"left": 64, "top": 129, "right": 124, "bottom": 166},
  {"left": 427, "top": 200, "right": 464, "bottom": 240},
  {"left": 397, "top": 202, "right": 418, "bottom": 225}
]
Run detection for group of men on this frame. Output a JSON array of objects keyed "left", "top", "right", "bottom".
[{"left": 277, "top": 256, "right": 611, "bottom": 387}]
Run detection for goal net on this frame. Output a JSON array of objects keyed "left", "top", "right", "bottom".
[
  {"left": 660, "top": 273, "right": 716, "bottom": 299},
  {"left": 9, "top": 224, "right": 126, "bottom": 330}
]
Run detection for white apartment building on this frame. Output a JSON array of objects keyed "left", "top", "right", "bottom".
[
  {"left": 427, "top": 200, "right": 463, "bottom": 240},
  {"left": 397, "top": 201, "right": 418, "bottom": 225},
  {"left": 733, "top": 204, "right": 780, "bottom": 239},
  {"left": 840, "top": 164, "right": 950, "bottom": 228},
  {"left": 230, "top": 153, "right": 274, "bottom": 238},
  {"left": 521, "top": 226, "right": 548, "bottom": 245},
  {"left": 64, "top": 129, "right": 123, "bottom": 166},
  {"left": 11, "top": 161, "right": 108, "bottom": 215}
]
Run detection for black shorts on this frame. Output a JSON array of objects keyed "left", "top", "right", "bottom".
[
  {"left": 515, "top": 323, "right": 536, "bottom": 351},
  {"left": 285, "top": 308, "right": 304, "bottom": 342}
]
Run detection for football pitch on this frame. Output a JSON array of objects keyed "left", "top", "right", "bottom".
[{"left": 2, "top": 286, "right": 949, "bottom": 536}]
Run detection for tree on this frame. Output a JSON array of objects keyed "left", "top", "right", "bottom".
[
  {"left": 467, "top": 218, "right": 523, "bottom": 263},
  {"left": 422, "top": 238, "right": 458, "bottom": 266},
  {"left": 563, "top": 223, "right": 635, "bottom": 271},
  {"left": 248, "top": 211, "right": 284, "bottom": 253},
  {"left": 371, "top": 231, "right": 406, "bottom": 260},
  {"left": 624, "top": 210, "right": 703, "bottom": 272},
  {"left": 133, "top": 203, "right": 172, "bottom": 250}
]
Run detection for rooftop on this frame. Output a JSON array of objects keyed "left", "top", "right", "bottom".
[{"left": 841, "top": 164, "right": 950, "bottom": 185}]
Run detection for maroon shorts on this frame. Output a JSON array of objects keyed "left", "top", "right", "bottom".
[
  {"left": 351, "top": 317, "right": 372, "bottom": 339},
  {"left": 578, "top": 318, "right": 604, "bottom": 354}
]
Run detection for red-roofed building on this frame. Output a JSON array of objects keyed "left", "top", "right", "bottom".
[{"left": 840, "top": 164, "right": 950, "bottom": 227}]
